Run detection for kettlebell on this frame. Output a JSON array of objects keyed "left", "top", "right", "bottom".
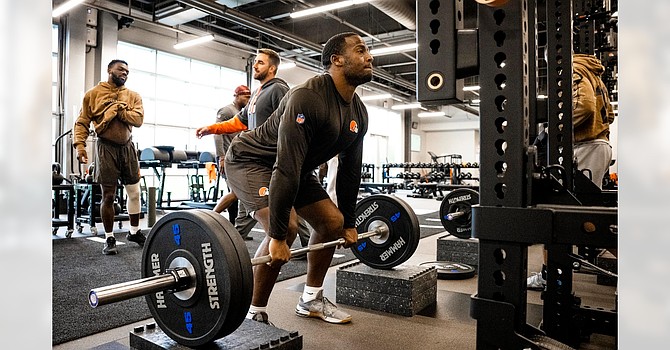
[
  {"left": 52, "top": 162, "right": 64, "bottom": 185},
  {"left": 52, "top": 171, "right": 65, "bottom": 186}
]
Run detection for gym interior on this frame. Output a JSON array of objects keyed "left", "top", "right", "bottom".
[{"left": 42, "top": 0, "right": 642, "bottom": 349}]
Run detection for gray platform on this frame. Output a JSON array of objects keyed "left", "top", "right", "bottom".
[
  {"left": 128, "top": 319, "right": 302, "bottom": 350},
  {"left": 335, "top": 261, "right": 437, "bottom": 316},
  {"left": 436, "top": 234, "right": 479, "bottom": 268}
]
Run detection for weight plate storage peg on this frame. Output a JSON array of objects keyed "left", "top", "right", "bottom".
[
  {"left": 140, "top": 210, "right": 253, "bottom": 347},
  {"left": 439, "top": 188, "right": 479, "bottom": 239},
  {"left": 352, "top": 195, "right": 420, "bottom": 269}
]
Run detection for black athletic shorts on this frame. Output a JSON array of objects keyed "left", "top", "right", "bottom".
[
  {"left": 224, "top": 156, "right": 329, "bottom": 213},
  {"left": 95, "top": 137, "right": 141, "bottom": 186}
]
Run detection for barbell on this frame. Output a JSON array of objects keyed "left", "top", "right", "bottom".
[
  {"left": 89, "top": 226, "right": 388, "bottom": 308},
  {"left": 88, "top": 194, "right": 419, "bottom": 347}
]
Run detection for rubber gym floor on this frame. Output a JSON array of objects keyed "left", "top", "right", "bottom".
[{"left": 52, "top": 189, "right": 617, "bottom": 349}]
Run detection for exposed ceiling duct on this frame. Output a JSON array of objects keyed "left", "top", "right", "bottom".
[
  {"left": 369, "top": 0, "right": 416, "bottom": 31},
  {"left": 155, "top": 0, "right": 257, "bottom": 26},
  {"left": 154, "top": 1, "right": 208, "bottom": 26},
  {"left": 179, "top": 0, "right": 416, "bottom": 96},
  {"left": 86, "top": 0, "right": 421, "bottom": 98},
  {"left": 215, "top": 0, "right": 257, "bottom": 7}
]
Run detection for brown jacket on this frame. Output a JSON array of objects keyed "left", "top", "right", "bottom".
[
  {"left": 572, "top": 54, "right": 615, "bottom": 143},
  {"left": 73, "top": 82, "right": 144, "bottom": 151}
]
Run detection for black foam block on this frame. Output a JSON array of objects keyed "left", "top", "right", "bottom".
[
  {"left": 336, "top": 262, "right": 437, "bottom": 316},
  {"left": 129, "top": 319, "right": 302, "bottom": 350}
]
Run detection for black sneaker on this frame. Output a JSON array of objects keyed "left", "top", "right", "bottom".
[
  {"left": 127, "top": 230, "right": 146, "bottom": 247},
  {"left": 103, "top": 236, "right": 118, "bottom": 255}
]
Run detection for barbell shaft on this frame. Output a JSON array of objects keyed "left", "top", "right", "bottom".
[
  {"left": 250, "top": 228, "right": 384, "bottom": 265},
  {"left": 89, "top": 226, "right": 387, "bottom": 308},
  {"left": 89, "top": 268, "right": 189, "bottom": 308},
  {"left": 445, "top": 211, "right": 466, "bottom": 221}
]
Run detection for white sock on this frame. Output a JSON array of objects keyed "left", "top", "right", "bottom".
[
  {"left": 130, "top": 226, "right": 140, "bottom": 235},
  {"left": 302, "top": 285, "right": 322, "bottom": 303},
  {"left": 105, "top": 231, "right": 114, "bottom": 239},
  {"left": 246, "top": 305, "right": 267, "bottom": 319}
]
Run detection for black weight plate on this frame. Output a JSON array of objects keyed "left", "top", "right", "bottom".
[
  {"left": 141, "top": 210, "right": 251, "bottom": 347},
  {"left": 419, "top": 261, "right": 476, "bottom": 280},
  {"left": 352, "top": 195, "right": 420, "bottom": 269},
  {"left": 440, "top": 188, "right": 479, "bottom": 239},
  {"left": 197, "top": 211, "right": 253, "bottom": 336},
  {"left": 388, "top": 193, "right": 422, "bottom": 257}
]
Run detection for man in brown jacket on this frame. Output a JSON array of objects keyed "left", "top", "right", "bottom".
[
  {"left": 572, "top": 54, "right": 616, "bottom": 189},
  {"left": 528, "top": 54, "right": 617, "bottom": 290},
  {"left": 73, "top": 59, "right": 145, "bottom": 255}
]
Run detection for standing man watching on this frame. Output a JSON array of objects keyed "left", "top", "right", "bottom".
[
  {"left": 224, "top": 32, "right": 373, "bottom": 324},
  {"left": 527, "top": 54, "right": 616, "bottom": 289},
  {"left": 196, "top": 48, "right": 289, "bottom": 240},
  {"left": 212, "top": 85, "right": 251, "bottom": 225},
  {"left": 572, "top": 53, "right": 616, "bottom": 189},
  {"left": 73, "top": 59, "right": 146, "bottom": 255}
]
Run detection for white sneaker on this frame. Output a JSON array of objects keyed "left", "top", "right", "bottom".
[
  {"left": 527, "top": 272, "right": 546, "bottom": 291},
  {"left": 295, "top": 290, "right": 352, "bottom": 324}
]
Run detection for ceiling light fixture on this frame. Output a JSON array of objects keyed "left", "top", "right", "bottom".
[
  {"left": 278, "top": 61, "right": 297, "bottom": 70},
  {"left": 52, "top": 0, "right": 86, "bottom": 17},
  {"left": 391, "top": 103, "right": 422, "bottom": 110},
  {"left": 290, "top": 0, "right": 371, "bottom": 19},
  {"left": 370, "top": 43, "right": 418, "bottom": 56},
  {"left": 360, "top": 93, "right": 392, "bottom": 101},
  {"left": 174, "top": 34, "right": 214, "bottom": 50},
  {"left": 418, "top": 111, "right": 446, "bottom": 118},
  {"left": 463, "top": 86, "right": 480, "bottom": 91}
]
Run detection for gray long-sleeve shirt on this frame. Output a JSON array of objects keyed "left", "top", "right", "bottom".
[
  {"left": 214, "top": 103, "right": 240, "bottom": 159},
  {"left": 238, "top": 77, "right": 289, "bottom": 129}
]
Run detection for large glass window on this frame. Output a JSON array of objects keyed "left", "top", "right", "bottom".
[
  {"left": 117, "top": 41, "right": 246, "bottom": 200},
  {"left": 117, "top": 41, "right": 246, "bottom": 153}
]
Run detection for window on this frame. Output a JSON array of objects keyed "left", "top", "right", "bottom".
[
  {"left": 411, "top": 134, "right": 421, "bottom": 152},
  {"left": 117, "top": 42, "right": 246, "bottom": 200},
  {"left": 117, "top": 42, "right": 246, "bottom": 153},
  {"left": 52, "top": 24, "right": 60, "bottom": 162}
]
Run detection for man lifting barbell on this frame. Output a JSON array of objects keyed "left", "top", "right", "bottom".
[{"left": 223, "top": 32, "right": 374, "bottom": 325}]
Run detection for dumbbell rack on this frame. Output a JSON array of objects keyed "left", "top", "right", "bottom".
[
  {"left": 381, "top": 161, "right": 479, "bottom": 198},
  {"left": 361, "top": 163, "right": 375, "bottom": 182}
]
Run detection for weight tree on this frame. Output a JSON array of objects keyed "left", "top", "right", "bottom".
[{"left": 416, "top": 0, "right": 618, "bottom": 348}]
